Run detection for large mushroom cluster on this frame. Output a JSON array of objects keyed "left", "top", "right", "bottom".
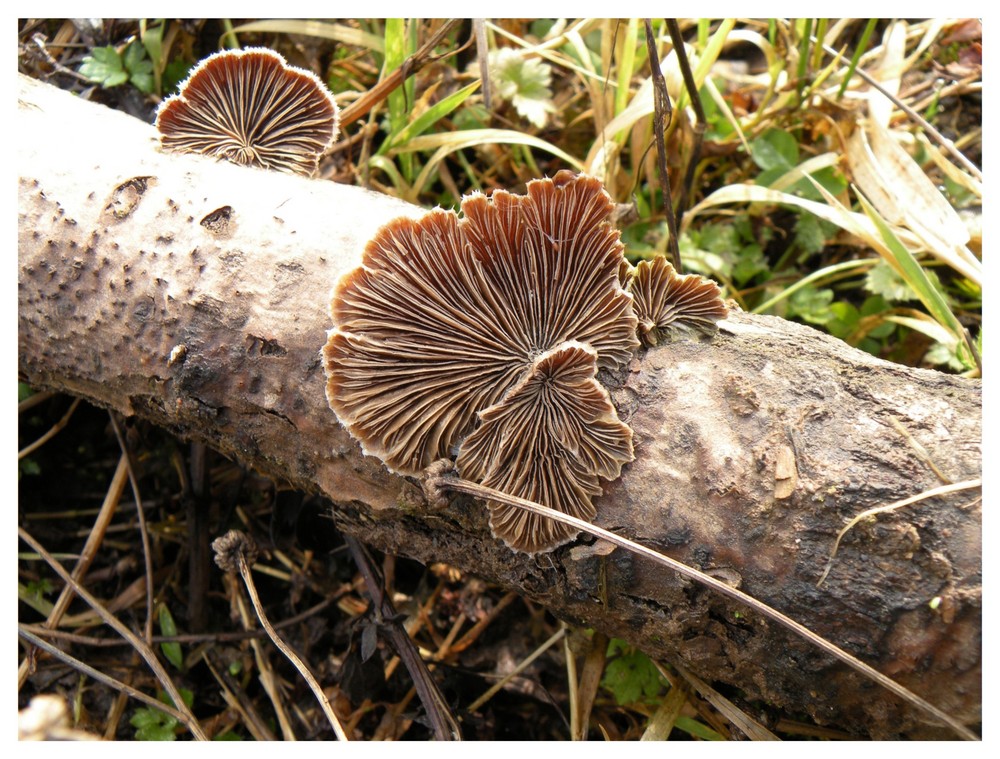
[{"left": 324, "top": 172, "right": 727, "bottom": 553}]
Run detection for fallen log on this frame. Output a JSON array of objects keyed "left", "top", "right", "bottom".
[{"left": 17, "top": 74, "right": 981, "bottom": 738}]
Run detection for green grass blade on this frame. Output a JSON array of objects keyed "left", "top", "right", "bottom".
[
  {"left": 367, "top": 155, "right": 411, "bottom": 197},
  {"left": 752, "top": 259, "right": 877, "bottom": 315},
  {"left": 837, "top": 18, "right": 877, "bottom": 99},
  {"left": 379, "top": 80, "right": 481, "bottom": 154},
  {"left": 857, "top": 194, "right": 967, "bottom": 352},
  {"left": 615, "top": 18, "right": 639, "bottom": 118}
]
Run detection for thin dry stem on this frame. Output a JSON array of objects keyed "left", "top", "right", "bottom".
[
  {"left": 465, "top": 626, "right": 567, "bottom": 714},
  {"left": 815, "top": 36, "right": 982, "bottom": 182},
  {"left": 817, "top": 478, "right": 982, "bottom": 587},
  {"left": 888, "top": 417, "right": 952, "bottom": 484},
  {"left": 563, "top": 626, "right": 580, "bottom": 740},
  {"left": 203, "top": 649, "right": 277, "bottom": 741},
  {"left": 18, "top": 397, "right": 80, "bottom": 459},
  {"left": 664, "top": 661, "right": 779, "bottom": 741},
  {"left": 17, "top": 389, "right": 57, "bottom": 414},
  {"left": 231, "top": 549, "right": 349, "bottom": 741},
  {"left": 109, "top": 413, "right": 155, "bottom": 644}
]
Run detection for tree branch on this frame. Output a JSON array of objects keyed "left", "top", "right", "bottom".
[{"left": 17, "top": 75, "right": 981, "bottom": 738}]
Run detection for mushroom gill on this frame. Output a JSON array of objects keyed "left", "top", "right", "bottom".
[
  {"left": 455, "top": 341, "right": 633, "bottom": 553},
  {"left": 324, "top": 172, "right": 638, "bottom": 477},
  {"left": 627, "top": 256, "right": 729, "bottom": 345},
  {"left": 155, "top": 48, "right": 339, "bottom": 177}
]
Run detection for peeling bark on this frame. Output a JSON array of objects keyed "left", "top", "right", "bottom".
[{"left": 17, "top": 75, "right": 981, "bottom": 738}]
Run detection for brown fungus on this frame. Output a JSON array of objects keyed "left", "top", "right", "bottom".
[
  {"left": 155, "top": 48, "right": 339, "bottom": 177},
  {"left": 324, "top": 172, "right": 638, "bottom": 477},
  {"left": 325, "top": 174, "right": 641, "bottom": 551},
  {"left": 456, "top": 341, "right": 633, "bottom": 553},
  {"left": 627, "top": 256, "right": 728, "bottom": 346}
]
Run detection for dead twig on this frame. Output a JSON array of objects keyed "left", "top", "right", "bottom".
[
  {"left": 643, "top": 19, "right": 681, "bottom": 270},
  {"left": 665, "top": 661, "right": 779, "bottom": 741},
  {"left": 18, "top": 397, "right": 80, "bottom": 460},
  {"left": 212, "top": 529, "right": 350, "bottom": 741},
  {"left": 665, "top": 19, "right": 706, "bottom": 235},
  {"left": 338, "top": 19, "right": 466, "bottom": 129},
  {"left": 17, "top": 453, "right": 129, "bottom": 690},
  {"left": 108, "top": 413, "right": 155, "bottom": 643},
  {"left": 815, "top": 36, "right": 982, "bottom": 182},
  {"left": 466, "top": 626, "right": 567, "bottom": 714},
  {"left": 344, "top": 534, "right": 461, "bottom": 740}
]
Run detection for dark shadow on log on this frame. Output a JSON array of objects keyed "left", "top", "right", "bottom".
[{"left": 17, "top": 75, "right": 981, "bottom": 738}]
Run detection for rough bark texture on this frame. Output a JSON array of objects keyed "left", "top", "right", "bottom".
[{"left": 18, "top": 75, "right": 981, "bottom": 738}]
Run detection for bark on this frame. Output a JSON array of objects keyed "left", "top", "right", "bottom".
[{"left": 17, "top": 75, "right": 981, "bottom": 739}]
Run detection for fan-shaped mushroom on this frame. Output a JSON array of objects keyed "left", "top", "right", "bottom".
[
  {"left": 155, "top": 47, "right": 339, "bottom": 177},
  {"left": 455, "top": 340, "right": 633, "bottom": 553},
  {"left": 627, "top": 256, "right": 728, "bottom": 345},
  {"left": 324, "top": 172, "right": 638, "bottom": 476}
]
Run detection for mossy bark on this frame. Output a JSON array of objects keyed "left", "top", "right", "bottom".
[{"left": 18, "top": 75, "right": 981, "bottom": 738}]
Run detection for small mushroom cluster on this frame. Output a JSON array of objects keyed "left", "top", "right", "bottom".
[
  {"left": 324, "top": 172, "right": 727, "bottom": 553},
  {"left": 155, "top": 48, "right": 339, "bottom": 177}
]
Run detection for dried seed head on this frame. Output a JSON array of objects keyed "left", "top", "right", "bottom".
[
  {"left": 212, "top": 529, "right": 260, "bottom": 573},
  {"left": 628, "top": 256, "right": 728, "bottom": 345},
  {"left": 456, "top": 341, "right": 633, "bottom": 553},
  {"left": 155, "top": 48, "right": 339, "bottom": 177},
  {"left": 324, "top": 173, "right": 638, "bottom": 476}
]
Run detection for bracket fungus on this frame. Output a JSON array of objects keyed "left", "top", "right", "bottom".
[
  {"left": 324, "top": 172, "right": 637, "bottom": 552},
  {"left": 455, "top": 341, "right": 633, "bottom": 553},
  {"left": 324, "top": 174, "right": 730, "bottom": 552},
  {"left": 627, "top": 256, "right": 729, "bottom": 345},
  {"left": 155, "top": 47, "right": 339, "bottom": 177}
]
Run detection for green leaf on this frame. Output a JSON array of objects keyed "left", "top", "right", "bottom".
[
  {"left": 131, "top": 704, "right": 178, "bottom": 741},
  {"left": 18, "top": 382, "right": 35, "bottom": 402},
  {"left": 787, "top": 286, "right": 835, "bottom": 325},
  {"left": 18, "top": 458, "right": 41, "bottom": 479},
  {"left": 140, "top": 21, "right": 165, "bottom": 72},
  {"left": 865, "top": 262, "right": 916, "bottom": 302},
  {"left": 123, "top": 41, "right": 155, "bottom": 94},
  {"left": 827, "top": 301, "right": 859, "bottom": 339},
  {"left": 924, "top": 341, "right": 968, "bottom": 371},
  {"left": 79, "top": 46, "right": 128, "bottom": 88},
  {"left": 489, "top": 48, "right": 555, "bottom": 128},
  {"left": 383, "top": 19, "right": 410, "bottom": 135},
  {"left": 162, "top": 59, "right": 192, "bottom": 96},
  {"left": 601, "top": 641, "right": 666, "bottom": 705},
  {"left": 732, "top": 243, "right": 767, "bottom": 286},
  {"left": 675, "top": 715, "right": 725, "bottom": 741},
  {"left": 157, "top": 604, "right": 184, "bottom": 670},
  {"left": 860, "top": 295, "right": 890, "bottom": 317},
  {"left": 793, "top": 213, "right": 828, "bottom": 255},
  {"left": 751, "top": 128, "right": 799, "bottom": 172}
]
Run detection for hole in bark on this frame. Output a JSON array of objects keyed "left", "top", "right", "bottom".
[
  {"left": 246, "top": 334, "right": 287, "bottom": 357},
  {"left": 200, "top": 206, "right": 235, "bottom": 236},
  {"left": 104, "top": 176, "right": 153, "bottom": 221}
]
